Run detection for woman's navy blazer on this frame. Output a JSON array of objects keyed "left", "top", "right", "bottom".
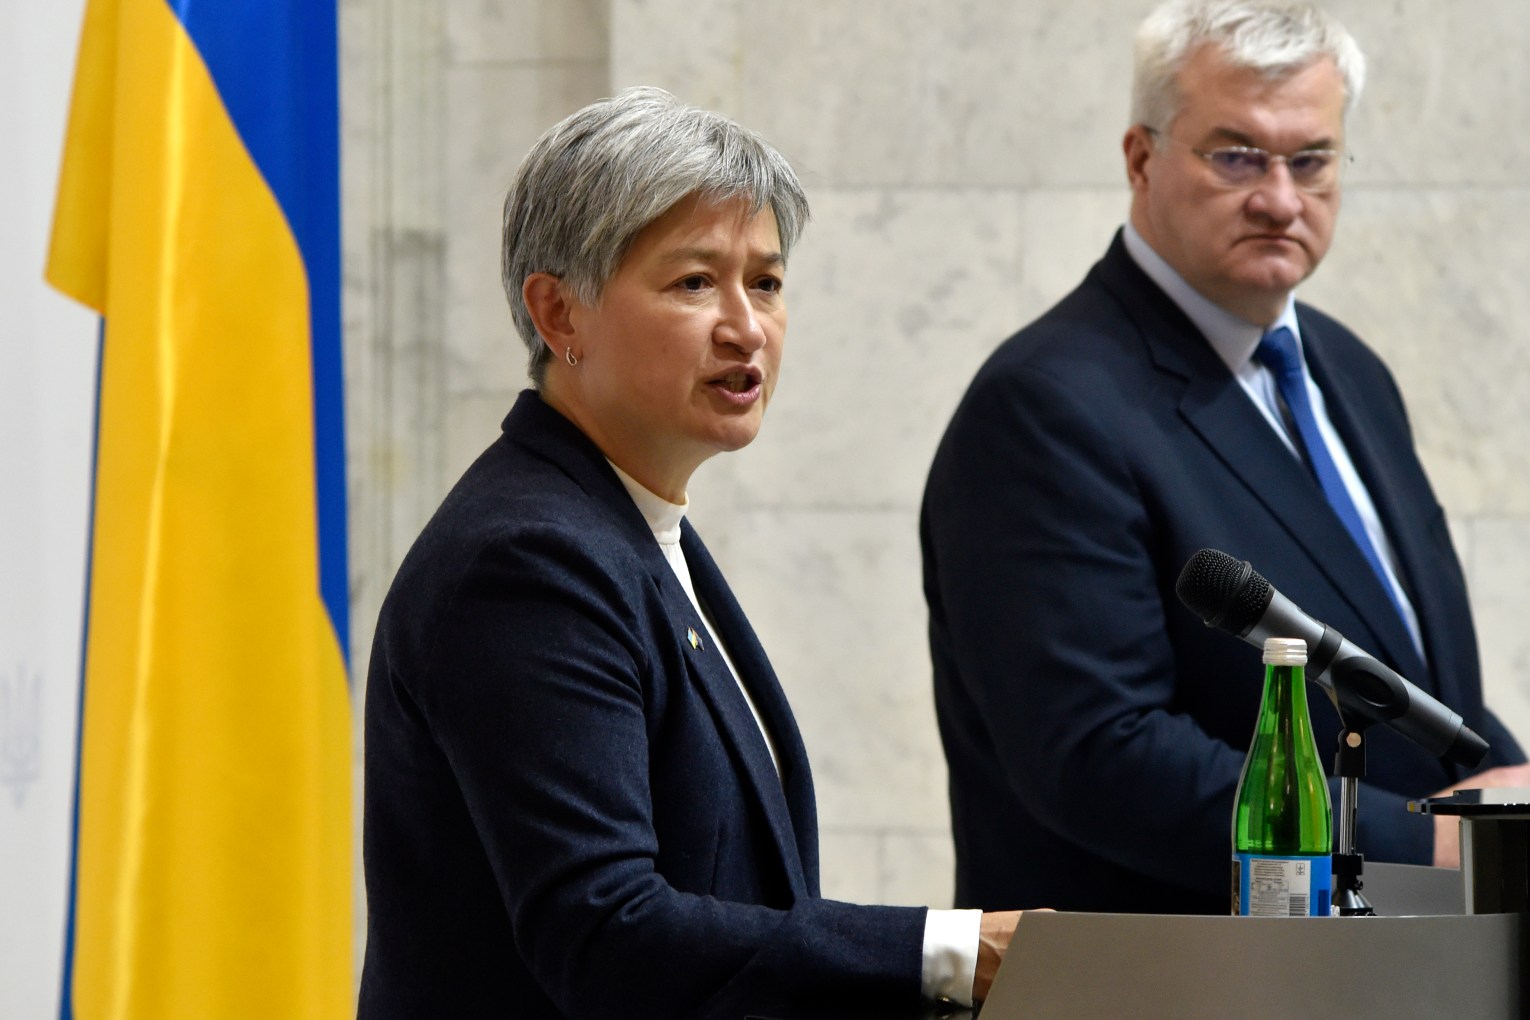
[{"left": 359, "top": 390, "right": 925, "bottom": 1019}]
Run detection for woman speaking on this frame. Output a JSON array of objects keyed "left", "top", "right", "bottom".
[{"left": 359, "top": 87, "right": 1025, "bottom": 1019}]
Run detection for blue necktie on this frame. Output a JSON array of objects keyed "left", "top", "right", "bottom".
[{"left": 1255, "top": 327, "right": 1407, "bottom": 622}]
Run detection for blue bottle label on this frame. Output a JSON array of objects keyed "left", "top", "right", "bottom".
[{"left": 1233, "top": 853, "right": 1332, "bottom": 917}]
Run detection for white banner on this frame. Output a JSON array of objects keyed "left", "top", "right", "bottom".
[{"left": 0, "top": 0, "right": 96, "bottom": 1014}]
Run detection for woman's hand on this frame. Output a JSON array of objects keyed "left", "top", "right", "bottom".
[{"left": 973, "top": 908, "right": 1052, "bottom": 1002}]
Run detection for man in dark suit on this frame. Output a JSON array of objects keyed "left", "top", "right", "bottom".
[{"left": 921, "top": 0, "right": 1529, "bottom": 916}]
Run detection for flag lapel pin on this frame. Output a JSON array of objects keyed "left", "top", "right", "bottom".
[{"left": 687, "top": 627, "right": 703, "bottom": 651}]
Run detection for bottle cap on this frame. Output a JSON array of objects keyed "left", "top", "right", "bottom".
[{"left": 1262, "top": 637, "right": 1307, "bottom": 665}]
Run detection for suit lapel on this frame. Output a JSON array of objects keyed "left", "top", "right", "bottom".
[
  {"left": 502, "top": 390, "right": 813, "bottom": 895},
  {"left": 1097, "top": 241, "right": 1425, "bottom": 678},
  {"left": 679, "top": 524, "right": 819, "bottom": 895},
  {"left": 1301, "top": 320, "right": 1433, "bottom": 685}
]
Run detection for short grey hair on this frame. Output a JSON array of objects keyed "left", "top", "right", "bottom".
[
  {"left": 501, "top": 86, "right": 811, "bottom": 385},
  {"left": 1131, "top": 0, "right": 1366, "bottom": 134}
]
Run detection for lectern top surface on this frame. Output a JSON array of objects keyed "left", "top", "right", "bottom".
[{"left": 1410, "top": 786, "right": 1530, "bottom": 815}]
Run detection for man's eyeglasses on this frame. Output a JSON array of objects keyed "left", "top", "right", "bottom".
[{"left": 1146, "top": 128, "right": 1350, "bottom": 192}]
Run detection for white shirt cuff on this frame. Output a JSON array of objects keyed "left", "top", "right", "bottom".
[{"left": 920, "top": 907, "right": 983, "bottom": 1006}]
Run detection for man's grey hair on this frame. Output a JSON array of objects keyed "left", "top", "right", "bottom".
[
  {"left": 501, "top": 86, "right": 810, "bottom": 385},
  {"left": 1131, "top": 0, "right": 1366, "bottom": 134}
]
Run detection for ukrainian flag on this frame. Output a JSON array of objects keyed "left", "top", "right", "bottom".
[{"left": 45, "top": 0, "right": 351, "bottom": 1015}]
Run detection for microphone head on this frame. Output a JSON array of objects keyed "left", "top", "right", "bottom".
[
  {"left": 1175, "top": 549, "right": 1272, "bottom": 636},
  {"left": 1448, "top": 724, "right": 1490, "bottom": 770}
]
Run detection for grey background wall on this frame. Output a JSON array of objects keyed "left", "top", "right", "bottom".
[{"left": 340, "top": 0, "right": 1530, "bottom": 923}]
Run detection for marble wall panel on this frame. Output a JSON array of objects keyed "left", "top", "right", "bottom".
[
  {"left": 609, "top": 0, "right": 742, "bottom": 113},
  {"left": 1016, "top": 188, "right": 1136, "bottom": 322},
  {"left": 342, "top": 0, "right": 451, "bottom": 676},
  {"left": 1327, "top": 0, "right": 1530, "bottom": 187},
  {"left": 814, "top": 829, "right": 885, "bottom": 904},
  {"left": 880, "top": 830, "right": 959, "bottom": 908},
  {"left": 445, "top": 0, "right": 609, "bottom": 65},
  {"left": 611, "top": 0, "right": 1150, "bottom": 188},
  {"left": 688, "top": 187, "right": 1027, "bottom": 517},
  {"left": 613, "top": 0, "right": 1530, "bottom": 192},
  {"left": 687, "top": 506, "right": 949, "bottom": 835},
  {"left": 815, "top": 827, "right": 958, "bottom": 906},
  {"left": 441, "top": 63, "right": 609, "bottom": 482},
  {"left": 341, "top": 0, "right": 453, "bottom": 977},
  {"left": 1299, "top": 188, "right": 1530, "bottom": 518},
  {"left": 1462, "top": 518, "right": 1530, "bottom": 758}
]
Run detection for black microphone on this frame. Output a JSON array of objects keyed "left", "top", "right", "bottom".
[{"left": 1175, "top": 548, "right": 1488, "bottom": 768}]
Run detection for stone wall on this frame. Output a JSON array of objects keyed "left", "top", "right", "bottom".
[{"left": 343, "top": 0, "right": 1530, "bottom": 922}]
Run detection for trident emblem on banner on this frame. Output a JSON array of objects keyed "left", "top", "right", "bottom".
[{"left": 1, "top": 663, "right": 42, "bottom": 809}]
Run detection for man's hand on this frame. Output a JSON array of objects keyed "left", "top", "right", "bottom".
[{"left": 1430, "top": 764, "right": 1530, "bottom": 867}]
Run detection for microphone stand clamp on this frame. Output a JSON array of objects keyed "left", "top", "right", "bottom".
[
  {"left": 1332, "top": 725, "right": 1375, "bottom": 916},
  {"left": 1329, "top": 660, "right": 1376, "bottom": 916}
]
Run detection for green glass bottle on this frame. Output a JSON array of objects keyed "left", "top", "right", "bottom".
[{"left": 1232, "top": 637, "right": 1332, "bottom": 917}]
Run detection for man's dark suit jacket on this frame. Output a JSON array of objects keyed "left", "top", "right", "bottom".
[
  {"left": 360, "top": 391, "right": 925, "bottom": 1019},
  {"left": 921, "top": 231, "right": 1524, "bottom": 915}
]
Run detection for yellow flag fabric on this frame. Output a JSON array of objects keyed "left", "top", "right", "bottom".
[{"left": 46, "top": 0, "right": 352, "bottom": 1015}]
